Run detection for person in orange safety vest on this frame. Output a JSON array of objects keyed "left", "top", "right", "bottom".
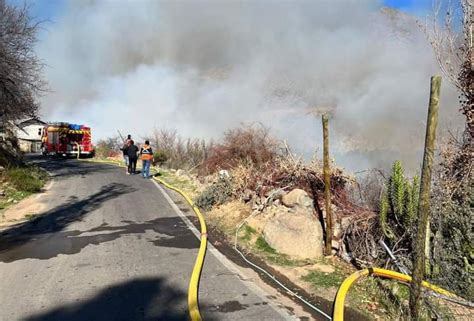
[{"left": 140, "top": 140, "right": 154, "bottom": 178}]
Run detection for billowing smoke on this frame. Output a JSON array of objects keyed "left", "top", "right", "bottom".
[{"left": 37, "top": 0, "right": 462, "bottom": 172}]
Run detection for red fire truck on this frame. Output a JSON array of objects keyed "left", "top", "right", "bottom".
[{"left": 41, "top": 122, "right": 94, "bottom": 157}]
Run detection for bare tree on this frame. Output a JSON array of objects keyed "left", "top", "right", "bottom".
[
  {"left": 424, "top": 0, "right": 473, "bottom": 143},
  {"left": 151, "top": 127, "right": 211, "bottom": 170},
  {"left": 0, "top": 0, "right": 45, "bottom": 124}
]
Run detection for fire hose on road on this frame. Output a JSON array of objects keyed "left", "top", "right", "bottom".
[
  {"left": 152, "top": 176, "right": 208, "bottom": 321},
  {"left": 84, "top": 158, "right": 208, "bottom": 321}
]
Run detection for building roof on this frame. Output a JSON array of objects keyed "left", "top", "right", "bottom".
[{"left": 16, "top": 118, "right": 47, "bottom": 128}]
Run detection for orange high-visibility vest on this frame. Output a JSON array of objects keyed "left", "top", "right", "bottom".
[{"left": 141, "top": 145, "right": 153, "bottom": 161}]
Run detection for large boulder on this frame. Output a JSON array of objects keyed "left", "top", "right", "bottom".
[
  {"left": 246, "top": 205, "right": 283, "bottom": 233},
  {"left": 263, "top": 207, "right": 324, "bottom": 259},
  {"left": 281, "top": 189, "right": 313, "bottom": 209}
]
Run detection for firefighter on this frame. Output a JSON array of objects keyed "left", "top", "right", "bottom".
[
  {"left": 120, "top": 134, "right": 132, "bottom": 173},
  {"left": 140, "top": 140, "right": 154, "bottom": 178},
  {"left": 124, "top": 139, "right": 139, "bottom": 175}
]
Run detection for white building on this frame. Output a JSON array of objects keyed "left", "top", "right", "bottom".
[{"left": 15, "top": 118, "right": 46, "bottom": 153}]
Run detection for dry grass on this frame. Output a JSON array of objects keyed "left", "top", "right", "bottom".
[{"left": 206, "top": 200, "right": 251, "bottom": 233}]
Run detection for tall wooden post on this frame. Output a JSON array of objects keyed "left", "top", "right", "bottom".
[
  {"left": 409, "top": 76, "right": 441, "bottom": 320},
  {"left": 322, "top": 114, "right": 333, "bottom": 256}
]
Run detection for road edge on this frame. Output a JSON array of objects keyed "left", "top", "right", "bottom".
[{"left": 151, "top": 179, "right": 299, "bottom": 321}]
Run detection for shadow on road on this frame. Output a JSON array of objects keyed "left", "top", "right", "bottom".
[
  {"left": 0, "top": 183, "right": 135, "bottom": 261},
  {"left": 29, "top": 156, "right": 117, "bottom": 179},
  {"left": 0, "top": 214, "right": 199, "bottom": 262},
  {"left": 22, "top": 276, "right": 214, "bottom": 321}
]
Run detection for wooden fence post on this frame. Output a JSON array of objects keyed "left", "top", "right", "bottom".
[
  {"left": 409, "top": 75, "right": 441, "bottom": 319},
  {"left": 322, "top": 114, "right": 333, "bottom": 256}
]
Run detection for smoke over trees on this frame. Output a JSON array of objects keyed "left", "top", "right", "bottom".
[
  {"left": 37, "top": 1, "right": 462, "bottom": 172},
  {"left": 0, "top": 0, "right": 45, "bottom": 124}
]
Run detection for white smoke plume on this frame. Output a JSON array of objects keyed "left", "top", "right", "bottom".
[{"left": 37, "top": 0, "right": 462, "bottom": 172}]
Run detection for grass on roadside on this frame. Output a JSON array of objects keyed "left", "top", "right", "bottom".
[
  {"left": 255, "top": 235, "right": 276, "bottom": 254},
  {"left": 0, "top": 165, "right": 48, "bottom": 213},
  {"left": 4, "top": 166, "right": 47, "bottom": 192},
  {"left": 155, "top": 169, "right": 198, "bottom": 197},
  {"left": 253, "top": 235, "right": 300, "bottom": 267},
  {"left": 239, "top": 224, "right": 257, "bottom": 242},
  {"left": 302, "top": 269, "right": 346, "bottom": 289}
]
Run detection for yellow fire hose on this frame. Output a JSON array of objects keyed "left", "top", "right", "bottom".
[
  {"left": 84, "top": 159, "right": 208, "bottom": 320},
  {"left": 152, "top": 176, "right": 208, "bottom": 321},
  {"left": 333, "top": 267, "right": 457, "bottom": 321}
]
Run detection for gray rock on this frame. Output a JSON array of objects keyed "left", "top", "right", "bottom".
[
  {"left": 281, "top": 189, "right": 313, "bottom": 210},
  {"left": 263, "top": 207, "right": 324, "bottom": 259}
]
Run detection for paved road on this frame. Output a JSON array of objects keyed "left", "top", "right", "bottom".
[{"left": 0, "top": 157, "right": 297, "bottom": 321}]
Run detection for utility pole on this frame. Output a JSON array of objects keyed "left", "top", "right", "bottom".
[
  {"left": 409, "top": 76, "right": 441, "bottom": 320},
  {"left": 322, "top": 114, "right": 333, "bottom": 256}
]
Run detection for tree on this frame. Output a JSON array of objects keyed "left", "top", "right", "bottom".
[
  {"left": 0, "top": 0, "right": 45, "bottom": 124},
  {"left": 424, "top": 1, "right": 472, "bottom": 176},
  {"left": 425, "top": 1, "right": 472, "bottom": 139}
]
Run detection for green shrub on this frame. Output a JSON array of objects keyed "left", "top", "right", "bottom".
[
  {"left": 195, "top": 177, "right": 233, "bottom": 211},
  {"left": 5, "top": 166, "right": 47, "bottom": 193},
  {"left": 153, "top": 150, "right": 169, "bottom": 165}
]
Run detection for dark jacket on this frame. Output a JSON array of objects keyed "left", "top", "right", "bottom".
[
  {"left": 124, "top": 144, "right": 139, "bottom": 159},
  {"left": 120, "top": 139, "right": 131, "bottom": 155}
]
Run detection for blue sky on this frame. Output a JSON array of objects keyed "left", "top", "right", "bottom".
[
  {"left": 8, "top": 0, "right": 433, "bottom": 22},
  {"left": 7, "top": 0, "right": 66, "bottom": 22},
  {"left": 384, "top": 0, "right": 432, "bottom": 14}
]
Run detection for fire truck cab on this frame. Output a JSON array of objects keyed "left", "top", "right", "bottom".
[{"left": 41, "top": 122, "right": 94, "bottom": 157}]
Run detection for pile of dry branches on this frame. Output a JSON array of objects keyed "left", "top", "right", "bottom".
[{"left": 229, "top": 154, "right": 351, "bottom": 214}]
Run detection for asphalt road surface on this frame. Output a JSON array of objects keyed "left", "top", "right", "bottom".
[{"left": 0, "top": 157, "right": 299, "bottom": 321}]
